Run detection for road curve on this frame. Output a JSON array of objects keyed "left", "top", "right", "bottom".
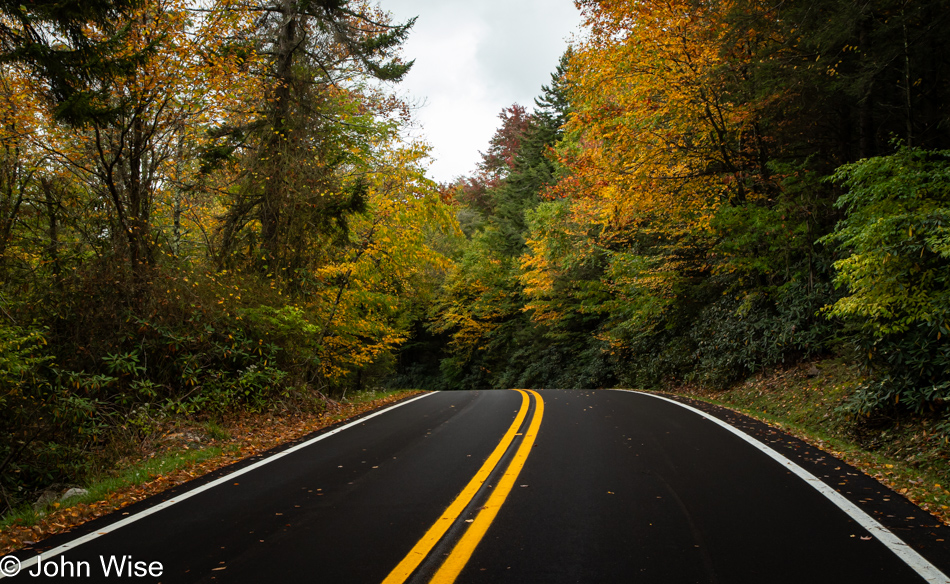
[{"left": 4, "top": 389, "right": 949, "bottom": 583}]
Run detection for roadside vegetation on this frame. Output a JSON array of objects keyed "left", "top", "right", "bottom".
[{"left": 0, "top": 0, "right": 455, "bottom": 518}]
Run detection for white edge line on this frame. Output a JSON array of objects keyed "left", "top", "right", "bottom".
[
  {"left": 615, "top": 390, "right": 950, "bottom": 584},
  {"left": 2, "top": 392, "right": 436, "bottom": 576}
]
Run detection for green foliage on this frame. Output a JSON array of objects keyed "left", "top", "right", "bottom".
[
  {"left": 0, "top": 324, "right": 109, "bottom": 508},
  {"left": 0, "top": 264, "right": 319, "bottom": 514},
  {"left": 824, "top": 147, "right": 950, "bottom": 334},
  {"left": 823, "top": 146, "right": 950, "bottom": 412},
  {"left": 688, "top": 276, "right": 838, "bottom": 388}
]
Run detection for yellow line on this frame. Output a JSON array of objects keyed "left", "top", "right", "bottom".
[
  {"left": 429, "top": 389, "right": 544, "bottom": 584},
  {"left": 381, "top": 390, "right": 530, "bottom": 584}
]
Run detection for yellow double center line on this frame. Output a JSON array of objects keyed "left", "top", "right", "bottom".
[{"left": 382, "top": 389, "right": 544, "bottom": 584}]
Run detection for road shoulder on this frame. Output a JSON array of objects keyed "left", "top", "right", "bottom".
[{"left": 641, "top": 390, "right": 950, "bottom": 570}]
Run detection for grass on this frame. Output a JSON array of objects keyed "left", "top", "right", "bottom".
[
  {"left": 0, "top": 447, "right": 227, "bottom": 530},
  {"left": 200, "top": 420, "right": 232, "bottom": 442},
  {"left": 80, "top": 447, "right": 229, "bottom": 503},
  {"left": 676, "top": 358, "right": 950, "bottom": 525}
]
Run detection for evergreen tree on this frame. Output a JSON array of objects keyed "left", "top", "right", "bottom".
[
  {"left": 0, "top": 0, "right": 144, "bottom": 124},
  {"left": 489, "top": 55, "right": 570, "bottom": 257},
  {"left": 212, "top": 0, "right": 415, "bottom": 279}
]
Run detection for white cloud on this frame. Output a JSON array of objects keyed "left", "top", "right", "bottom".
[{"left": 382, "top": 0, "right": 581, "bottom": 183}]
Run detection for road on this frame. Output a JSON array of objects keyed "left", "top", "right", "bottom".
[{"left": 3, "top": 389, "right": 950, "bottom": 583}]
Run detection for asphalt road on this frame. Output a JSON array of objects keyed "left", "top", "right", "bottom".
[{"left": 4, "top": 389, "right": 950, "bottom": 583}]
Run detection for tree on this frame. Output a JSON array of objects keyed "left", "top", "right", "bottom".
[
  {"left": 0, "top": 0, "right": 145, "bottom": 124},
  {"left": 211, "top": 0, "right": 416, "bottom": 278},
  {"left": 428, "top": 59, "right": 616, "bottom": 390},
  {"left": 478, "top": 104, "right": 532, "bottom": 185},
  {"left": 449, "top": 104, "right": 532, "bottom": 221},
  {"left": 490, "top": 57, "right": 570, "bottom": 257},
  {"left": 522, "top": 0, "right": 850, "bottom": 387},
  {"left": 0, "top": 62, "right": 44, "bottom": 267},
  {"left": 36, "top": 0, "right": 249, "bottom": 270}
]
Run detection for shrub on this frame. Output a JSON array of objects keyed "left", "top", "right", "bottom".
[{"left": 823, "top": 146, "right": 950, "bottom": 412}]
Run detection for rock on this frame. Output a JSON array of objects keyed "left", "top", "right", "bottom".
[
  {"left": 165, "top": 431, "right": 203, "bottom": 444},
  {"left": 61, "top": 487, "right": 89, "bottom": 501},
  {"left": 33, "top": 490, "right": 59, "bottom": 511}
]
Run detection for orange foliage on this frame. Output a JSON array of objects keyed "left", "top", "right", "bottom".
[{"left": 565, "top": 0, "right": 781, "bottom": 236}]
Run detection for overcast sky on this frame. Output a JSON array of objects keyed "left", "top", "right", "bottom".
[{"left": 381, "top": 0, "right": 583, "bottom": 184}]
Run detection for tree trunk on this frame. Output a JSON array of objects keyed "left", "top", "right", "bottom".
[
  {"left": 40, "top": 178, "right": 60, "bottom": 280},
  {"left": 858, "top": 16, "right": 876, "bottom": 158},
  {"left": 260, "top": 0, "right": 300, "bottom": 267}
]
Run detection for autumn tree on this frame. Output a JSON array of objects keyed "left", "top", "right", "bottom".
[
  {"left": 449, "top": 104, "right": 532, "bottom": 221},
  {"left": 0, "top": 0, "right": 146, "bottom": 124},
  {"left": 0, "top": 0, "right": 451, "bottom": 513},
  {"left": 0, "top": 63, "right": 41, "bottom": 267},
  {"left": 28, "top": 0, "right": 253, "bottom": 271},
  {"left": 479, "top": 104, "right": 532, "bottom": 185},
  {"left": 515, "top": 0, "right": 950, "bottom": 390},
  {"left": 209, "top": 0, "right": 415, "bottom": 279}
]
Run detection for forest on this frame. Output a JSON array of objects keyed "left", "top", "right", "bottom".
[{"left": 1, "top": 0, "right": 949, "bottom": 517}]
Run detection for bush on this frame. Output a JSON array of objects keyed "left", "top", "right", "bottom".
[
  {"left": 823, "top": 146, "right": 950, "bottom": 412},
  {"left": 0, "top": 324, "right": 110, "bottom": 512},
  {"left": 0, "top": 262, "right": 327, "bottom": 515}
]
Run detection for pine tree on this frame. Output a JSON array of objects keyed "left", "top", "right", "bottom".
[
  {"left": 213, "top": 0, "right": 415, "bottom": 279},
  {"left": 0, "top": 0, "right": 144, "bottom": 124},
  {"left": 490, "top": 54, "right": 570, "bottom": 257}
]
